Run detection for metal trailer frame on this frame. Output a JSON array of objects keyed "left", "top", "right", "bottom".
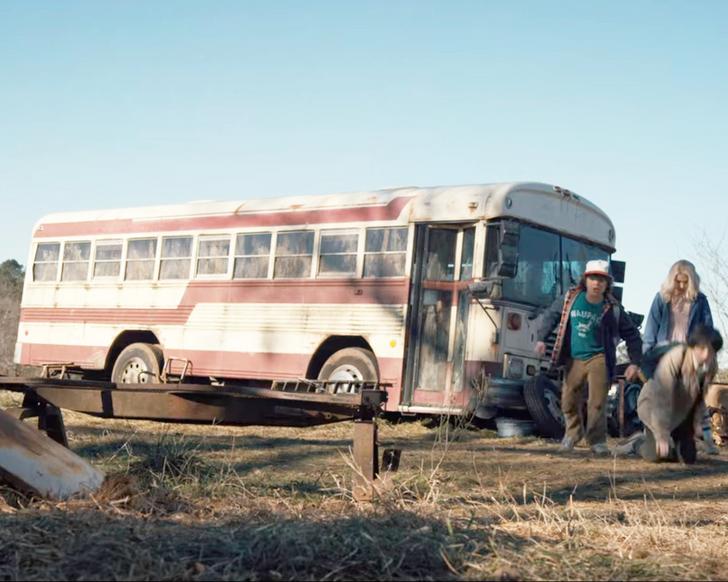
[{"left": 0, "top": 373, "right": 392, "bottom": 501}]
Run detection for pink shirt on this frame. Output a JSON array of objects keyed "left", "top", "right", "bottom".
[{"left": 669, "top": 297, "right": 691, "bottom": 343}]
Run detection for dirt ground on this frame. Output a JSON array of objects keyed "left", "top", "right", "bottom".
[{"left": 2, "top": 392, "right": 728, "bottom": 580}]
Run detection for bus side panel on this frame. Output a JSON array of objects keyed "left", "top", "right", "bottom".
[{"left": 18, "top": 280, "right": 410, "bottom": 392}]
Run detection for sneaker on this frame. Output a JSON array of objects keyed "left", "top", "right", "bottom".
[
  {"left": 705, "top": 441, "right": 720, "bottom": 455},
  {"left": 700, "top": 429, "right": 720, "bottom": 455},
  {"left": 559, "top": 435, "right": 575, "bottom": 451},
  {"left": 590, "top": 442, "right": 610, "bottom": 456}
]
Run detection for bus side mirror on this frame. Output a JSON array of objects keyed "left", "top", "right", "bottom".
[
  {"left": 611, "top": 260, "right": 626, "bottom": 284},
  {"left": 497, "top": 222, "right": 520, "bottom": 278},
  {"left": 469, "top": 279, "right": 502, "bottom": 300}
]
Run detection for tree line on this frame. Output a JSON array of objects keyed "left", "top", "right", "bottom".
[{"left": 0, "top": 259, "right": 24, "bottom": 374}]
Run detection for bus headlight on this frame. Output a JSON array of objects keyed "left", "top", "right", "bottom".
[{"left": 506, "top": 357, "right": 524, "bottom": 379}]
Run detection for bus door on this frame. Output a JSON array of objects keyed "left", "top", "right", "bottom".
[{"left": 403, "top": 224, "right": 475, "bottom": 409}]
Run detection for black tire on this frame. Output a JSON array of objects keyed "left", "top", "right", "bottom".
[
  {"left": 484, "top": 378, "right": 527, "bottom": 410},
  {"left": 318, "top": 347, "right": 379, "bottom": 393},
  {"left": 524, "top": 375, "right": 565, "bottom": 439},
  {"left": 111, "top": 343, "right": 164, "bottom": 384}
]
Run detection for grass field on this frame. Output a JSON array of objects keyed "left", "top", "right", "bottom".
[{"left": 2, "top": 391, "right": 728, "bottom": 581}]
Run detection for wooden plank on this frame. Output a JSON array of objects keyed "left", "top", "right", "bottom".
[
  {"left": 352, "top": 420, "right": 378, "bottom": 502},
  {"left": 0, "top": 408, "right": 104, "bottom": 500}
]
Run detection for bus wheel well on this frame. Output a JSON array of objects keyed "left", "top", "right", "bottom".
[
  {"left": 105, "top": 331, "right": 161, "bottom": 374},
  {"left": 306, "top": 336, "right": 378, "bottom": 379}
]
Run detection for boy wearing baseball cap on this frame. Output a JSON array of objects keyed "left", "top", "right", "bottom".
[{"left": 535, "top": 260, "right": 643, "bottom": 454}]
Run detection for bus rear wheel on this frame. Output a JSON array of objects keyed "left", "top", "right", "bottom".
[
  {"left": 318, "top": 348, "right": 379, "bottom": 394},
  {"left": 111, "top": 343, "right": 164, "bottom": 384}
]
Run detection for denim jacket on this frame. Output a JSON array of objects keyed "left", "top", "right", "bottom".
[{"left": 642, "top": 291, "right": 713, "bottom": 354}]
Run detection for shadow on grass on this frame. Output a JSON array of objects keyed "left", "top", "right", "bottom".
[
  {"left": 0, "top": 508, "right": 492, "bottom": 581},
  {"left": 73, "top": 433, "right": 355, "bottom": 456}
]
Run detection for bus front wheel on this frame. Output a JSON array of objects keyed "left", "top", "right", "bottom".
[
  {"left": 317, "top": 348, "right": 378, "bottom": 394},
  {"left": 111, "top": 343, "right": 164, "bottom": 384}
]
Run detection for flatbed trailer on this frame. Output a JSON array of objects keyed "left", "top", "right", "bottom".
[{"left": 0, "top": 373, "right": 391, "bottom": 501}]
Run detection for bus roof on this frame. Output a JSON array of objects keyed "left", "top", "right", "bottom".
[{"left": 33, "top": 182, "right": 616, "bottom": 249}]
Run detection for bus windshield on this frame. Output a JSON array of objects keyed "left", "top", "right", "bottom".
[{"left": 487, "top": 223, "right": 610, "bottom": 307}]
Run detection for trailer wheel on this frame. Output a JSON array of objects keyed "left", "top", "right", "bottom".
[
  {"left": 318, "top": 348, "right": 379, "bottom": 393},
  {"left": 111, "top": 343, "right": 164, "bottom": 384}
]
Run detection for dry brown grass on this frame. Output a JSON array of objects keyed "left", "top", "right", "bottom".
[{"left": 2, "top": 407, "right": 728, "bottom": 580}]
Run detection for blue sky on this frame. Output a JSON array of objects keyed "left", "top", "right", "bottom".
[{"left": 1, "top": 0, "right": 727, "bottom": 323}]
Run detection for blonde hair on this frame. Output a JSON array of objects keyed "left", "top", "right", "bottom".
[{"left": 660, "top": 260, "right": 700, "bottom": 303}]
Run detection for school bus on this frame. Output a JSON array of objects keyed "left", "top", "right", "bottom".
[{"left": 16, "top": 182, "right": 617, "bottom": 415}]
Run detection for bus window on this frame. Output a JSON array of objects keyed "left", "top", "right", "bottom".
[
  {"left": 500, "top": 226, "right": 560, "bottom": 307},
  {"left": 460, "top": 227, "right": 475, "bottom": 280},
  {"left": 61, "top": 241, "right": 91, "bottom": 282},
  {"left": 160, "top": 237, "right": 193, "bottom": 280},
  {"left": 125, "top": 238, "right": 157, "bottom": 281},
  {"left": 33, "top": 242, "right": 60, "bottom": 282},
  {"left": 424, "top": 229, "right": 456, "bottom": 281},
  {"left": 196, "top": 236, "right": 230, "bottom": 277},
  {"left": 562, "top": 237, "right": 609, "bottom": 288},
  {"left": 93, "top": 240, "right": 123, "bottom": 279},
  {"left": 363, "top": 227, "right": 407, "bottom": 277},
  {"left": 274, "top": 231, "right": 314, "bottom": 279},
  {"left": 484, "top": 224, "right": 500, "bottom": 279},
  {"left": 234, "top": 233, "right": 271, "bottom": 279},
  {"left": 318, "top": 231, "right": 358, "bottom": 277}
]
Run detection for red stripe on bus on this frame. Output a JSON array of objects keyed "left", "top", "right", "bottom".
[
  {"left": 180, "top": 278, "right": 410, "bottom": 305},
  {"left": 20, "top": 343, "right": 110, "bottom": 368},
  {"left": 34, "top": 196, "right": 414, "bottom": 238},
  {"left": 410, "top": 389, "right": 469, "bottom": 408}
]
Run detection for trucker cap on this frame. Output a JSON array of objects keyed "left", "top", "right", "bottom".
[{"left": 583, "top": 259, "right": 611, "bottom": 279}]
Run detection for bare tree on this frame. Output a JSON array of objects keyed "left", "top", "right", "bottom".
[{"left": 695, "top": 233, "right": 728, "bottom": 375}]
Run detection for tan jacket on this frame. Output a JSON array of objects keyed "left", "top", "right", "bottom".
[{"left": 637, "top": 345, "right": 715, "bottom": 444}]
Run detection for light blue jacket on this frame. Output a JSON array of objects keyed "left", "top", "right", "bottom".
[{"left": 642, "top": 291, "right": 713, "bottom": 353}]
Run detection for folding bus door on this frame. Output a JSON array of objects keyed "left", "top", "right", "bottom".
[{"left": 403, "top": 225, "right": 475, "bottom": 410}]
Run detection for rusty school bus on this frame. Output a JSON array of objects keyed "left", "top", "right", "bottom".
[{"left": 16, "top": 182, "right": 617, "bottom": 415}]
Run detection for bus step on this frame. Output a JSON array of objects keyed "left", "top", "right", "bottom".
[
  {"left": 161, "top": 357, "right": 191, "bottom": 383},
  {"left": 40, "top": 362, "right": 83, "bottom": 380}
]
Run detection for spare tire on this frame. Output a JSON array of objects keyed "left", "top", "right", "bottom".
[{"left": 524, "top": 375, "right": 565, "bottom": 439}]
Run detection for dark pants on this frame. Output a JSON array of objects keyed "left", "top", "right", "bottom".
[{"left": 640, "top": 408, "right": 698, "bottom": 464}]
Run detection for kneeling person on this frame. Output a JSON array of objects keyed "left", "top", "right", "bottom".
[{"left": 637, "top": 325, "right": 723, "bottom": 464}]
